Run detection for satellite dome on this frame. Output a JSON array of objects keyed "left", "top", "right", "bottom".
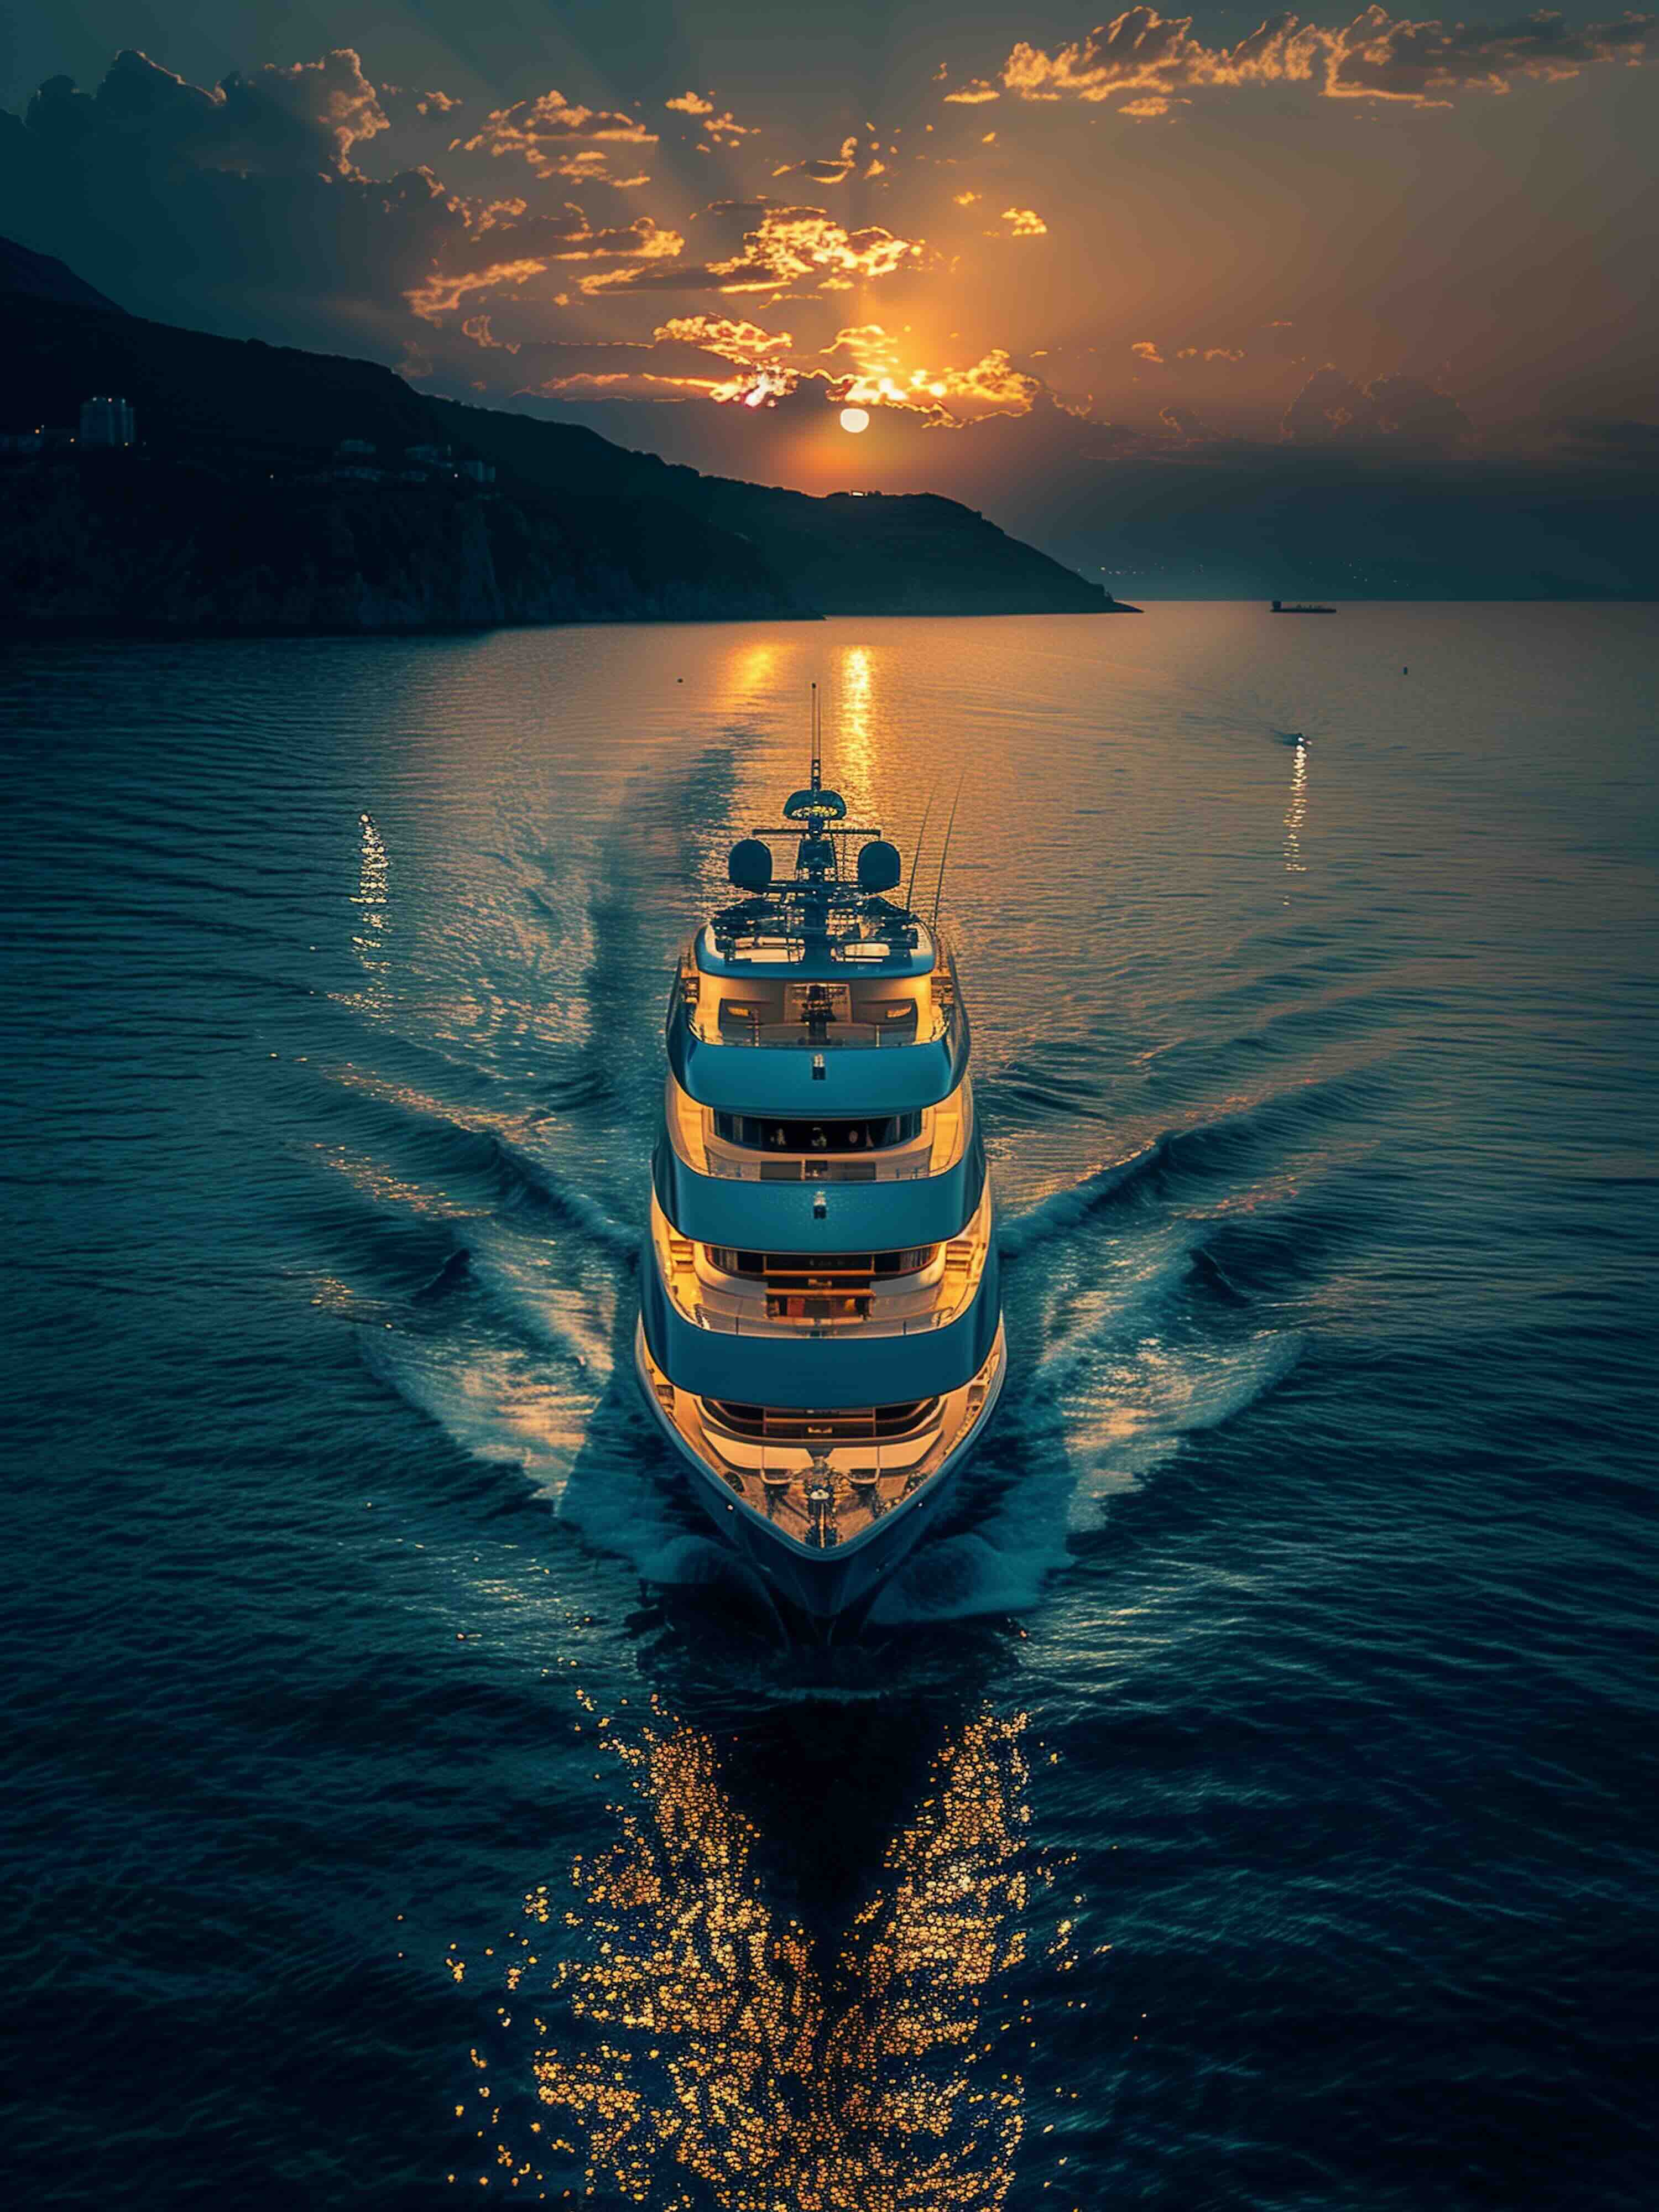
[
  {"left": 782, "top": 787, "right": 848, "bottom": 821},
  {"left": 728, "top": 838, "right": 773, "bottom": 893},
  {"left": 857, "top": 839, "right": 902, "bottom": 894}
]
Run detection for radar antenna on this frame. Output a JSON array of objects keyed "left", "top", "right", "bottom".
[
  {"left": 930, "top": 769, "right": 966, "bottom": 932},
  {"left": 810, "top": 682, "right": 822, "bottom": 795}
]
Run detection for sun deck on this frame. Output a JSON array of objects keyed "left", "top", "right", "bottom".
[{"left": 680, "top": 921, "right": 953, "bottom": 1051}]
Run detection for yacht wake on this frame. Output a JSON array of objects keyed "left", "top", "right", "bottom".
[{"left": 870, "top": 1155, "right": 1304, "bottom": 1624}]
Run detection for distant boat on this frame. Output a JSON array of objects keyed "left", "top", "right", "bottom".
[{"left": 1271, "top": 599, "right": 1335, "bottom": 614}]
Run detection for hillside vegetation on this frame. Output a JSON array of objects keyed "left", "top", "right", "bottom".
[{"left": 0, "top": 247, "right": 1128, "bottom": 635}]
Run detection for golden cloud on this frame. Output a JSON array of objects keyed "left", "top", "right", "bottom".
[
  {"left": 977, "top": 6, "right": 1656, "bottom": 111},
  {"left": 771, "top": 133, "right": 883, "bottom": 184},
  {"left": 999, "top": 207, "right": 1047, "bottom": 236},
  {"left": 654, "top": 314, "right": 795, "bottom": 361},
  {"left": 822, "top": 323, "right": 1041, "bottom": 423},
  {"left": 406, "top": 211, "right": 684, "bottom": 317},
  {"left": 459, "top": 87, "right": 656, "bottom": 174},
  {"left": 666, "top": 88, "right": 755, "bottom": 144},
  {"left": 707, "top": 206, "right": 925, "bottom": 290},
  {"left": 259, "top": 48, "right": 389, "bottom": 173}
]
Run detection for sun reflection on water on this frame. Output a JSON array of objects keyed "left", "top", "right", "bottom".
[
  {"left": 1283, "top": 741, "right": 1308, "bottom": 877},
  {"left": 342, "top": 808, "right": 393, "bottom": 1017},
  {"left": 836, "top": 645, "right": 875, "bottom": 798},
  {"left": 456, "top": 1702, "right": 1063, "bottom": 2206}
]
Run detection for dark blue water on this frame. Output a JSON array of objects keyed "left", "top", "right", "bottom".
[{"left": 3, "top": 607, "right": 1656, "bottom": 2210}]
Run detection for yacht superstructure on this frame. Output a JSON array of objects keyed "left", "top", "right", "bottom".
[{"left": 637, "top": 705, "right": 1005, "bottom": 1620}]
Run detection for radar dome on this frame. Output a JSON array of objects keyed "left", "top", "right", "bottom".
[
  {"left": 857, "top": 839, "right": 902, "bottom": 894},
  {"left": 728, "top": 838, "right": 773, "bottom": 893}
]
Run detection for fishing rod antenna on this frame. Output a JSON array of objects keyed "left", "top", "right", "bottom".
[
  {"left": 930, "top": 769, "right": 966, "bottom": 933},
  {"left": 904, "top": 775, "right": 940, "bottom": 915}
]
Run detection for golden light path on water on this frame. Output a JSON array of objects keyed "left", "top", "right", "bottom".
[
  {"left": 837, "top": 644, "right": 875, "bottom": 796},
  {"left": 1284, "top": 739, "right": 1308, "bottom": 880},
  {"left": 448, "top": 1700, "right": 1092, "bottom": 2206}
]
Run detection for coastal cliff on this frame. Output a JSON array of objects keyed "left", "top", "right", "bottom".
[{"left": 0, "top": 244, "right": 1129, "bottom": 635}]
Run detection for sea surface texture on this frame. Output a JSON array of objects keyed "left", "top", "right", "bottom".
[{"left": 3, "top": 607, "right": 1655, "bottom": 2210}]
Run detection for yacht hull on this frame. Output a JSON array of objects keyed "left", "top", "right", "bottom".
[{"left": 634, "top": 1317, "right": 1006, "bottom": 1623}]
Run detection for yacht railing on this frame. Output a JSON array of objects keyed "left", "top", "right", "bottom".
[
  {"left": 682, "top": 1301, "right": 972, "bottom": 1340},
  {"left": 697, "top": 1150, "right": 935, "bottom": 1184},
  {"left": 708, "top": 1010, "right": 948, "bottom": 1049}
]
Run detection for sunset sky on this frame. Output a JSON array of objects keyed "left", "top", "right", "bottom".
[{"left": 4, "top": 2, "right": 1655, "bottom": 589}]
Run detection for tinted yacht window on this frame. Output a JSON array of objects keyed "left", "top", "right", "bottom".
[{"left": 712, "top": 1111, "right": 922, "bottom": 1153}]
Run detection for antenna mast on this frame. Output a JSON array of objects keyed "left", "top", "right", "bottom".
[
  {"left": 931, "top": 770, "right": 966, "bottom": 932},
  {"left": 904, "top": 776, "right": 940, "bottom": 915},
  {"left": 810, "top": 682, "right": 822, "bottom": 795}
]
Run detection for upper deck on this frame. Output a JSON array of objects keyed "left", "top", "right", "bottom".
[
  {"left": 672, "top": 694, "right": 971, "bottom": 1091},
  {"left": 681, "top": 916, "right": 951, "bottom": 1052}
]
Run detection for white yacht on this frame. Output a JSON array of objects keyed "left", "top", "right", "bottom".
[{"left": 635, "top": 707, "right": 1005, "bottom": 1620}]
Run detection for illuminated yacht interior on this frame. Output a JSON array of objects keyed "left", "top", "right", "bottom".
[{"left": 636, "top": 693, "right": 1005, "bottom": 1620}]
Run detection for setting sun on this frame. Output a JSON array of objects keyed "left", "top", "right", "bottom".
[{"left": 839, "top": 406, "right": 870, "bottom": 435}]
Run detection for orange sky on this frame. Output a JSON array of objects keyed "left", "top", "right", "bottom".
[{"left": 4, "top": 5, "right": 1656, "bottom": 585}]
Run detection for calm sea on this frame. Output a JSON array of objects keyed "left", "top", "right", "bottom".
[{"left": 3, "top": 606, "right": 1656, "bottom": 2210}]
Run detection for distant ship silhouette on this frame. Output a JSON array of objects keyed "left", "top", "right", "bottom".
[{"left": 1271, "top": 598, "right": 1335, "bottom": 614}]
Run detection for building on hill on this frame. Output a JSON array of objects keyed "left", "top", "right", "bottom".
[{"left": 80, "top": 395, "right": 135, "bottom": 447}]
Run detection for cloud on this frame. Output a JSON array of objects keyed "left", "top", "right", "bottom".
[
  {"left": 22, "top": 44, "right": 392, "bottom": 178},
  {"left": 511, "top": 312, "right": 1048, "bottom": 422},
  {"left": 711, "top": 206, "right": 925, "bottom": 289},
  {"left": 654, "top": 314, "right": 794, "bottom": 362},
  {"left": 944, "top": 80, "right": 1003, "bottom": 103},
  {"left": 1159, "top": 402, "right": 1208, "bottom": 439},
  {"left": 770, "top": 133, "right": 882, "bottom": 184},
  {"left": 821, "top": 324, "right": 1041, "bottom": 423},
  {"left": 665, "top": 90, "right": 754, "bottom": 145},
  {"left": 255, "top": 49, "right": 390, "bottom": 171},
  {"left": 407, "top": 210, "right": 685, "bottom": 317},
  {"left": 460, "top": 87, "right": 655, "bottom": 174},
  {"left": 973, "top": 7, "right": 1657, "bottom": 111},
  {"left": 1554, "top": 416, "right": 1659, "bottom": 458},
  {"left": 564, "top": 204, "right": 925, "bottom": 299},
  {"left": 1281, "top": 364, "right": 1473, "bottom": 444},
  {"left": 6, "top": 47, "right": 478, "bottom": 343},
  {"left": 999, "top": 207, "right": 1047, "bottom": 236},
  {"left": 1131, "top": 339, "right": 1165, "bottom": 363},
  {"left": 493, "top": 320, "right": 801, "bottom": 406},
  {"left": 953, "top": 189, "right": 981, "bottom": 206}
]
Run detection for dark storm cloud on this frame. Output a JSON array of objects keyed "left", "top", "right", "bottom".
[
  {"left": 0, "top": 46, "right": 689, "bottom": 348},
  {"left": 0, "top": 46, "right": 466, "bottom": 341},
  {"left": 24, "top": 45, "right": 387, "bottom": 174}
]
